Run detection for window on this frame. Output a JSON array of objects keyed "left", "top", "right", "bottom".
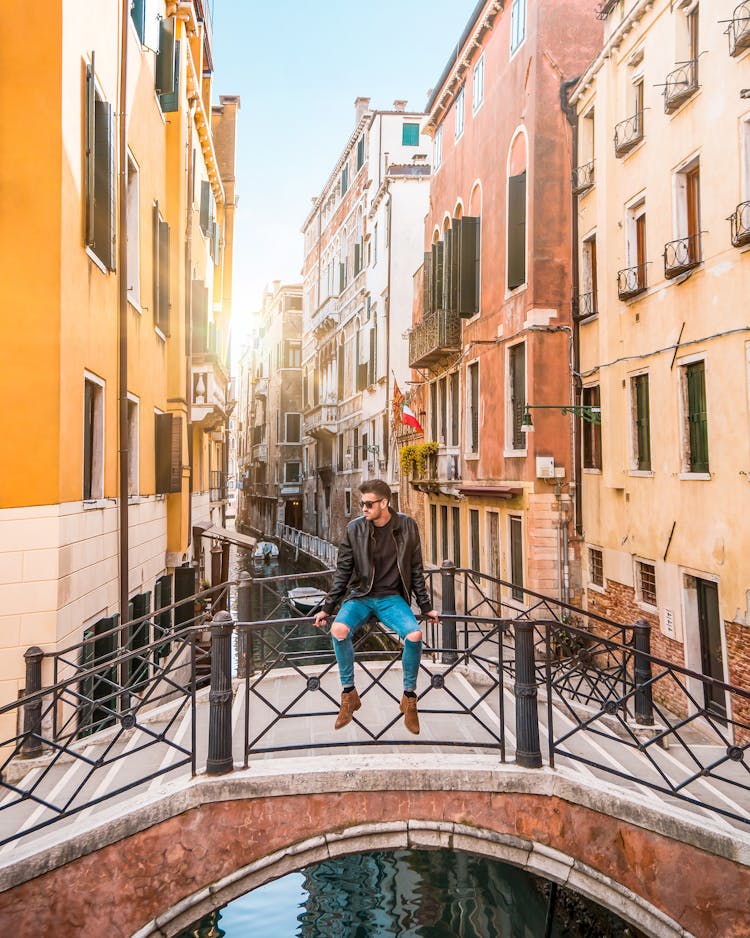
[
  {"left": 622, "top": 198, "right": 647, "bottom": 296},
  {"left": 430, "top": 381, "right": 438, "bottom": 440},
  {"left": 126, "top": 156, "right": 140, "bottom": 305},
  {"left": 631, "top": 373, "right": 651, "bottom": 471},
  {"left": 441, "top": 505, "right": 449, "bottom": 560},
  {"left": 131, "top": 0, "right": 159, "bottom": 48},
  {"left": 430, "top": 503, "right": 438, "bottom": 564},
  {"left": 472, "top": 54, "right": 485, "bottom": 113},
  {"left": 454, "top": 87, "right": 465, "bottom": 140},
  {"left": 85, "top": 59, "right": 115, "bottom": 269},
  {"left": 344, "top": 489, "right": 352, "bottom": 516},
  {"left": 283, "top": 341, "right": 301, "bottom": 368},
  {"left": 509, "top": 516, "right": 524, "bottom": 601},
  {"left": 127, "top": 397, "right": 139, "bottom": 496},
  {"left": 581, "top": 234, "right": 598, "bottom": 317},
  {"left": 636, "top": 560, "right": 657, "bottom": 607},
  {"left": 356, "top": 136, "right": 365, "bottom": 170},
  {"left": 83, "top": 376, "right": 104, "bottom": 500},
  {"left": 353, "top": 428, "right": 359, "bottom": 469},
  {"left": 452, "top": 506, "right": 461, "bottom": 566},
  {"left": 373, "top": 222, "right": 378, "bottom": 266},
  {"left": 284, "top": 462, "right": 301, "bottom": 483},
  {"left": 155, "top": 412, "right": 183, "bottom": 495},
  {"left": 683, "top": 360, "right": 709, "bottom": 473},
  {"left": 434, "top": 126, "right": 443, "bottom": 170},
  {"left": 438, "top": 376, "right": 448, "bottom": 443},
  {"left": 669, "top": 159, "right": 701, "bottom": 274},
  {"left": 341, "top": 164, "right": 349, "bottom": 196},
  {"left": 470, "top": 509, "right": 480, "bottom": 571},
  {"left": 285, "top": 413, "right": 301, "bottom": 443},
  {"left": 155, "top": 16, "right": 176, "bottom": 102},
  {"left": 402, "top": 123, "right": 419, "bottom": 146},
  {"left": 449, "top": 371, "right": 460, "bottom": 447},
  {"left": 508, "top": 343, "right": 526, "bottom": 450},
  {"left": 467, "top": 362, "right": 480, "bottom": 454},
  {"left": 510, "top": 0, "right": 527, "bottom": 54},
  {"left": 507, "top": 171, "right": 527, "bottom": 290},
  {"left": 582, "top": 386, "right": 602, "bottom": 469},
  {"left": 589, "top": 548, "right": 604, "bottom": 588},
  {"left": 153, "top": 203, "right": 170, "bottom": 335}
]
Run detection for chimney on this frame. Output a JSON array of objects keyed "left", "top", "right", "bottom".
[
  {"left": 354, "top": 96, "right": 371, "bottom": 122},
  {"left": 393, "top": 99, "right": 408, "bottom": 112}
]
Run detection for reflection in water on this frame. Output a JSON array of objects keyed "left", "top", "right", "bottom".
[{"left": 177, "top": 849, "right": 645, "bottom": 938}]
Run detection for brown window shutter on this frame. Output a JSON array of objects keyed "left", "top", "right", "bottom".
[
  {"left": 456, "top": 217, "right": 480, "bottom": 316},
  {"left": 507, "top": 173, "right": 526, "bottom": 290}
]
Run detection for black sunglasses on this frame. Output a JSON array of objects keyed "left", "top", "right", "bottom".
[{"left": 360, "top": 499, "right": 385, "bottom": 509}]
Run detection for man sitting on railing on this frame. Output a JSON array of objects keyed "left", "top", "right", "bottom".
[{"left": 314, "top": 479, "right": 439, "bottom": 734}]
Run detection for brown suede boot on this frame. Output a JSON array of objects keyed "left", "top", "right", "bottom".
[
  {"left": 334, "top": 688, "right": 361, "bottom": 730},
  {"left": 400, "top": 693, "right": 420, "bottom": 735}
]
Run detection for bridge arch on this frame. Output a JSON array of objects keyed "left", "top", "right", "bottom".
[{"left": 1, "top": 758, "right": 747, "bottom": 938}]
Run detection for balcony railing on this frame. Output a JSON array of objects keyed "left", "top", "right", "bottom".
[
  {"left": 303, "top": 403, "right": 338, "bottom": 439},
  {"left": 209, "top": 470, "right": 226, "bottom": 503},
  {"left": 617, "top": 264, "right": 648, "bottom": 300},
  {"left": 727, "top": 1, "right": 750, "bottom": 56},
  {"left": 576, "top": 292, "right": 598, "bottom": 320},
  {"left": 729, "top": 200, "right": 750, "bottom": 247},
  {"left": 614, "top": 112, "right": 644, "bottom": 157},
  {"left": 310, "top": 296, "right": 339, "bottom": 337},
  {"left": 408, "top": 309, "right": 461, "bottom": 369},
  {"left": 572, "top": 161, "right": 595, "bottom": 195},
  {"left": 663, "top": 233, "right": 702, "bottom": 279},
  {"left": 663, "top": 60, "right": 699, "bottom": 113}
]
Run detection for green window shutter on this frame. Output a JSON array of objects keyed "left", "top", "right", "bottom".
[
  {"left": 442, "top": 228, "right": 454, "bottom": 313},
  {"left": 431, "top": 241, "right": 444, "bottom": 311},
  {"left": 131, "top": 0, "right": 146, "bottom": 42},
  {"left": 354, "top": 241, "right": 361, "bottom": 275},
  {"left": 152, "top": 202, "right": 161, "bottom": 327},
  {"left": 402, "top": 123, "right": 419, "bottom": 146},
  {"left": 469, "top": 362, "right": 479, "bottom": 452},
  {"left": 510, "top": 343, "right": 526, "bottom": 449},
  {"left": 687, "top": 362, "right": 709, "bottom": 472},
  {"left": 159, "top": 39, "right": 180, "bottom": 112},
  {"left": 341, "top": 165, "right": 348, "bottom": 195},
  {"left": 200, "top": 180, "right": 210, "bottom": 233},
  {"left": 357, "top": 136, "right": 365, "bottom": 170},
  {"left": 422, "top": 251, "right": 433, "bottom": 316},
  {"left": 452, "top": 506, "right": 461, "bottom": 566},
  {"left": 635, "top": 375, "right": 651, "bottom": 470},
  {"left": 155, "top": 15, "right": 176, "bottom": 95},
  {"left": 85, "top": 57, "right": 96, "bottom": 248},
  {"left": 507, "top": 172, "right": 526, "bottom": 290},
  {"left": 211, "top": 219, "right": 221, "bottom": 265},
  {"left": 157, "top": 218, "right": 170, "bottom": 334},
  {"left": 470, "top": 509, "right": 480, "bottom": 570},
  {"left": 456, "top": 217, "right": 480, "bottom": 316},
  {"left": 510, "top": 517, "right": 524, "bottom": 600},
  {"left": 94, "top": 99, "right": 115, "bottom": 269}
]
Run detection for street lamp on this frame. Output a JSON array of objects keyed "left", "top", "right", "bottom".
[{"left": 521, "top": 404, "right": 601, "bottom": 432}]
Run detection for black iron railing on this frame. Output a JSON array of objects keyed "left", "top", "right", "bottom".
[
  {"left": 617, "top": 264, "right": 648, "bottom": 300},
  {"left": 663, "top": 60, "right": 699, "bottom": 113},
  {"left": 2, "top": 566, "right": 749, "bottom": 849},
  {"left": 572, "top": 161, "right": 595, "bottom": 195},
  {"left": 408, "top": 309, "right": 461, "bottom": 369},
  {"left": 576, "top": 291, "right": 598, "bottom": 320},
  {"left": 664, "top": 233, "right": 702, "bottom": 279},
  {"left": 726, "top": 1, "right": 750, "bottom": 57},
  {"left": 729, "top": 200, "right": 750, "bottom": 247},
  {"left": 614, "top": 112, "right": 644, "bottom": 157}
]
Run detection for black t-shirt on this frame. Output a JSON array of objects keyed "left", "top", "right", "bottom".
[{"left": 369, "top": 516, "right": 402, "bottom": 597}]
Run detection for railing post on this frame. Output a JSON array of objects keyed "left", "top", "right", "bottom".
[
  {"left": 514, "top": 620, "right": 542, "bottom": 768},
  {"left": 440, "top": 560, "right": 457, "bottom": 663},
  {"left": 206, "top": 610, "right": 235, "bottom": 775},
  {"left": 633, "top": 618, "right": 654, "bottom": 726},
  {"left": 237, "top": 571, "right": 253, "bottom": 678},
  {"left": 22, "top": 646, "right": 44, "bottom": 758}
]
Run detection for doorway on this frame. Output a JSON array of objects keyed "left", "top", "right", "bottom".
[{"left": 696, "top": 578, "right": 727, "bottom": 722}]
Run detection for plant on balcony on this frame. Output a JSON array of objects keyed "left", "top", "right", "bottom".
[{"left": 400, "top": 441, "right": 439, "bottom": 478}]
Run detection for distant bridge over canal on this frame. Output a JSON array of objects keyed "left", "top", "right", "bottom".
[{"left": 0, "top": 566, "right": 748, "bottom": 937}]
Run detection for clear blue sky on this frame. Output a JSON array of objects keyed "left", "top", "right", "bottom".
[{"left": 211, "top": 1, "right": 475, "bottom": 330}]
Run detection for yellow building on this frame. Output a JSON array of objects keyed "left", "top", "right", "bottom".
[
  {"left": 0, "top": 0, "right": 237, "bottom": 703},
  {"left": 571, "top": 0, "right": 750, "bottom": 726}
]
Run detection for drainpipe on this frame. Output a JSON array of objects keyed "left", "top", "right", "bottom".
[
  {"left": 186, "top": 95, "right": 198, "bottom": 559},
  {"left": 385, "top": 181, "right": 393, "bottom": 476},
  {"left": 117, "top": 0, "right": 130, "bottom": 625},
  {"left": 561, "top": 77, "right": 583, "bottom": 539}
]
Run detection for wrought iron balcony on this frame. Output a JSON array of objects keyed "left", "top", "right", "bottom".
[
  {"left": 663, "top": 233, "right": 702, "bottom": 279},
  {"left": 663, "top": 60, "right": 699, "bottom": 113},
  {"left": 408, "top": 309, "right": 461, "bottom": 369},
  {"left": 617, "top": 264, "right": 648, "bottom": 301},
  {"left": 303, "top": 403, "right": 338, "bottom": 439},
  {"left": 727, "top": 2, "right": 750, "bottom": 57},
  {"left": 614, "top": 112, "right": 644, "bottom": 157},
  {"left": 310, "top": 296, "right": 339, "bottom": 338},
  {"left": 729, "top": 200, "right": 750, "bottom": 247},
  {"left": 576, "top": 292, "right": 598, "bottom": 320},
  {"left": 572, "top": 161, "right": 595, "bottom": 196}
]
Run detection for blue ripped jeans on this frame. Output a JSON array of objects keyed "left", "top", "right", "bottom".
[{"left": 331, "top": 594, "right": 423, "bottom": 691}]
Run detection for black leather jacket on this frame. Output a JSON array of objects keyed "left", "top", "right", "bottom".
[{"left": 323, "top": 512, "right": 433, "bottom": 615}]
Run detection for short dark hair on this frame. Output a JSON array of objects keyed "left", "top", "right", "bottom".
[{"left": 359, "top": 479, "right": 391, "bottom": 503}]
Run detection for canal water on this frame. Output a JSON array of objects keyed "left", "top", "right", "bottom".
[{"left": 176, "top": 848, "right": 645, "bottom": 937}]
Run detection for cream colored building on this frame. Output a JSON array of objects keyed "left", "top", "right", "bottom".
[{"left": 571, "top": 0, "right": 750, "bottom": 724}]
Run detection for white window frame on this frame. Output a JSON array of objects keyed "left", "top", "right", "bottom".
[
  {"left": 505, "top": 340, "right": 527, "bottom": 456},
  {"left": 465, "top": 359, "right": 480, "bottom": 458},
  {"left": 83, "top": 372, "right": 105, "bottom": 502},
  {"left": 672, "top": 153, "right": 700, "bottom": 242},
  {"left": 434, "top": 125, "right": 443, "bottom": 170},
  {"left": 628, "top": 369, "right": 653, "bottom": 476},
  {"left": 344, "top": 489, "right": 352, "bottom": 517},
  {"left": 510, "top": 0, "right": 527, "bottom": 56},
  {"left": 587, "top": 546, "right": 605, "bottom": 592},
  {"left": 127, "top": 394, "right": 140, "bottom": 497},
  {"left": 454, "top": 86, "right": 465, "bottom": 141},
  {"left": 126, "top": 152, "right": 141, "bottom": 308},
  {"left": 677, "top": 352, "right": 711, "bottom": 479},
  {"left": 742, "top": 114, "right": 750, "bottom": 202},
  {"left": 472, "top": 53, "right": 485, "bottom": 114},
  {"left": 284, "top": 461, "right": 302, "bottom": 484},
  {"left": 634, "top": 557, "right": 658, "bottom": 611},
  {"left": 625, "top": 194, "right": 646, "bottom": 269}
]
